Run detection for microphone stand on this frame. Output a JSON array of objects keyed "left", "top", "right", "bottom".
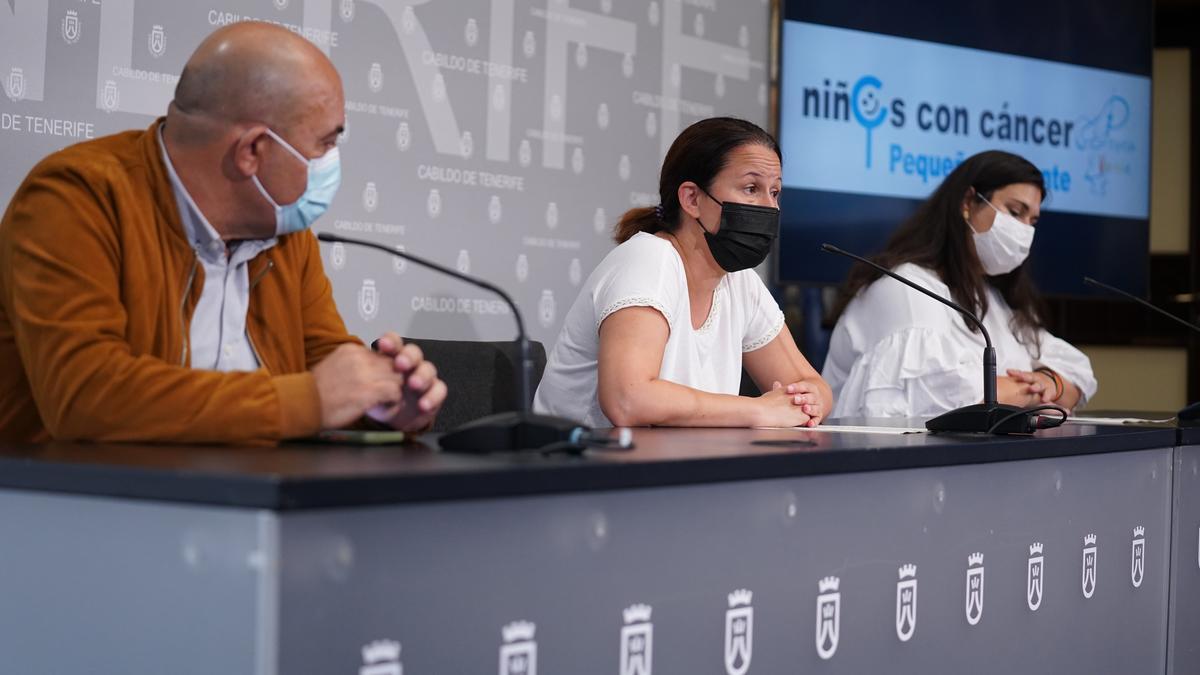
[
  {"left": 317, "top": 232, "right": 589, "bottom": 452},
  {"left": 1084, "top": 276, "right": 1200, "bottom": 423},
  {"left": 822, "top": 244, "right": 1039, "bottom": 434}
]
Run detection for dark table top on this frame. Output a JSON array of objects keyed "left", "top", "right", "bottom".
[{"left": 0, "top": 420, "right": 1177, "bottom": 510}]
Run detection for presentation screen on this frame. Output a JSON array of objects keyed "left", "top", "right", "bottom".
[{"left": 776, "top": 0, "right": 1152, "bottom": 295}]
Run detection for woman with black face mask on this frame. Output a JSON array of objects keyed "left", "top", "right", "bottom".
[{"left": 533, "top": 117, "right": 832, "bottom": 428}]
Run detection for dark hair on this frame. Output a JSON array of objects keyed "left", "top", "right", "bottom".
[
  {"left": 832, "top": 150, "right": 1048, "bottom": 348},
  {"left": 613, "top": 117, "right": 781, "bottom": 243}
]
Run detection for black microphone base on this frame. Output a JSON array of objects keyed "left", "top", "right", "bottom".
[
  {"left": 926, "top": 403, "right": 1035, "bottom": 435},
  {"left": 1179, "top": 401, "right": 1200, "bottom": 425},
  {"left": 438, "top": 411, "right": 586, "bottom": 453}
]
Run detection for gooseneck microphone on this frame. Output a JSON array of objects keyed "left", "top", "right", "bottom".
[
  {"left": 1083, "top": 275, "right": 1200, "bottom": 422},
  {"left": 822, "top": 243, "right": 1054, "bottom": 434},
  {"left": 1083, "top": 276, "right": 1200, "bottom": 333},
  {"left": 317, "top": 232, "right": 623, "bottom": 452}
]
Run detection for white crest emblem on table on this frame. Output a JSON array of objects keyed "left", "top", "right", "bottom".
[
  {"left": 499, "top": 621, "right": 537, "bottom": 675},
  {"left": 359, "top": 639, "right": 401, "bottom": 675},
  {"left": 1131, "top": 526, "right": 1145, "bottom": 588},
  {"left": 965, "top": 553, "right": 984, "bottom": 625},
  {"left": 724, "top": 589, "right": 753, "bottom": 675},
  {"left": 815, "top": 576, "right": 840, "bottom": 659},
  {"left": 896, "top": 564, "right": 917, "bottom": 641},
  {"left": 1082, "top": 534, "right": 1097, "bottom": 598},
  {"left": 1027, "top": 543, "right": 1044, "bottom": 611},
  {"left": 620, "top": 604, "right": 653, "bottom": 675},
  {"left": 340, "top": 0, "right": 355, "bottom": 22}
]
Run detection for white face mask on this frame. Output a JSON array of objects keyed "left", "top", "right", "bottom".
[{"left": 969, "top": 195, "right": 1035, "bottom": 275}]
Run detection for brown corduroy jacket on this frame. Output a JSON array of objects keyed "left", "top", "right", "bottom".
[{"left": 0, "top": 120, "right": 358, "bottom": 443}]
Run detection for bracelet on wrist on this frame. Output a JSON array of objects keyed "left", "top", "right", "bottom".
[{"left": 1034, "top": 367, "right": 1064, "bottom": 402}]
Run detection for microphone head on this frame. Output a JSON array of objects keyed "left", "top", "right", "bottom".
[
  {"left": 820, "top": 243, "right": 840, "bottom": 254},
  {"left": 1082, "top": 276, "right": 1099, "bottom": 287},
  {"left": 316, "top": 232, "right": 339, "bottom": 243}
]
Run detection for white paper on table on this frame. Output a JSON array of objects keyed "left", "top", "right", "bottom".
[
  {"left": 755, "top": 424, "right": 927, "bottom": 435},
  {"left": 1065, "top": 416, "right": 1175, "bottom": 426}
]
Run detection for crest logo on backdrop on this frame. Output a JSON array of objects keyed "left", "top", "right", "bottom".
[
  {"left": 148, "top": 25, "right": 166, "bottom": 58},
  {"left": 358, "top": 279, "right": 379, "bottom": 321},
  {"left": 62, "top": 11, "right": 81, "bottom": 44},
  {"left": 368, "top": 62, "right": 383, "bottom": 93},
  {"left": 6, "top": 68, "right": 25, "bottom": 102},
  {"left": 102, "top": 79, "right": 120, "bottom": 112}
]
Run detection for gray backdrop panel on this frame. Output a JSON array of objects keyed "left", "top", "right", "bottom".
[{"left": 0, "top": 0, "right": 771, "bottom": 345}]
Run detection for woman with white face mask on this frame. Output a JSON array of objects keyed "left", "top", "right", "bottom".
[{"left": 822, "top": 150, "right": 1097, "bottom": 418}]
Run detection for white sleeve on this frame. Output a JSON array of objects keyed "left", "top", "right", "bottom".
[
  {"left": 832, "top": 326, "right": 982, "bottom": 418},
  {"left": 1034, "top": 330, "right": 1098, "bottom": 406},
  {"left": 740, "top": 273, "right": 786, "bottom": 352},
  {"left": 591, "top": 239, "right": 682, "bottom": 330}
]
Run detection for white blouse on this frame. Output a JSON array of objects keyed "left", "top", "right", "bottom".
[
  {"left": 823, "top": 263, "right": 1098, "bottom": 418},
  {"left": 533, "top": 232, "right": 785, "bottom": 427}
]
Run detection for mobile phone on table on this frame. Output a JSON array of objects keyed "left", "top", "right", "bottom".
[{"left": 310, "top": 429, "right": 407, "bottom": 445}]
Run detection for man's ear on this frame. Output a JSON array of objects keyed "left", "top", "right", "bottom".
[
  {"left": 230, "top": 125, "right": 271, "bottom": 179},
  {"left": 677, "top": 181, "right": 702, "bottom": 220}
]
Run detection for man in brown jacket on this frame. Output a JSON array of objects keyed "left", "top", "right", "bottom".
[{"left": 0, "top": 22, "right": 446, "bottom": 443}]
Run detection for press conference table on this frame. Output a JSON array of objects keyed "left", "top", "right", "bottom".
[{"left": 0, "top": 421, "right": 1196, "bottom": 675}]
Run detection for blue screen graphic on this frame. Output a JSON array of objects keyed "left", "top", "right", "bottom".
[{"left": 776, "top": 0, "right": 1152, "bottom": 296}]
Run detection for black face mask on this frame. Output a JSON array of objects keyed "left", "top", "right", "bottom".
[{"left": 695, "top": 188, "right": 780, "bottom": 273}]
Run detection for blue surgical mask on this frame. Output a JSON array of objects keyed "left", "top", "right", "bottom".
[{"left": 252, "top": 128, "right": 341, "bottom": 236}]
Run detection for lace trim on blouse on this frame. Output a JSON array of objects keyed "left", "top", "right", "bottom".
[
  {"left": 694, "top": 283, "right": 722, "bottom": 334},
  {"left": 597, "top": 297, "right": 674, "bottom": 329},
  {"left": 742, "top": 309, "right": 784, "bottom": 352}
]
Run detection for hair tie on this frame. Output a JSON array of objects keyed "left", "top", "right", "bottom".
[{"left": 653, "top": 204, "right": 665, "bottom": 221}]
